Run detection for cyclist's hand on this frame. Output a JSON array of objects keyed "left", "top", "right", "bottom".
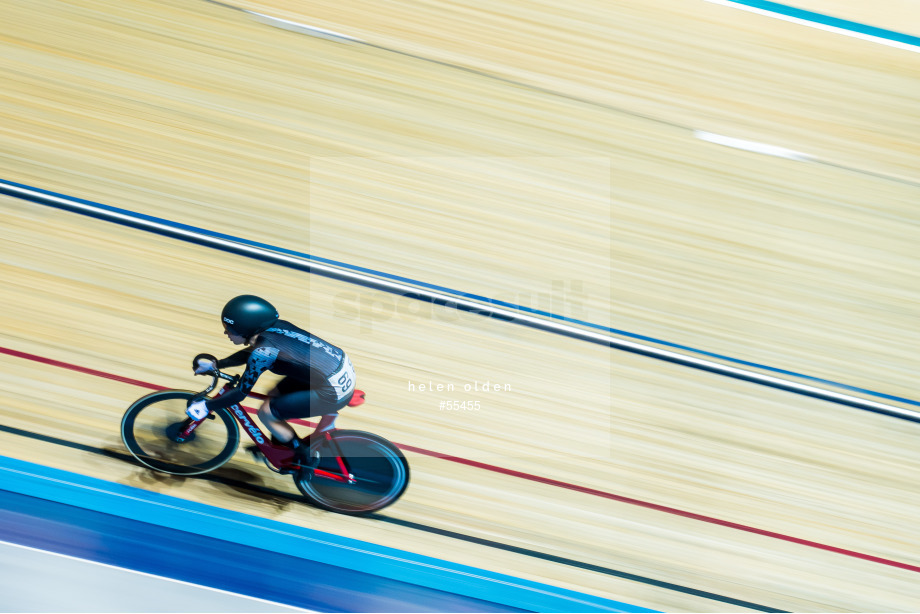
[
  {"left": 186, "top": 399, "right": 209, "bottom": 421},
  {"left": 193, "top": 357, "right": 216, "bottom": 375}
]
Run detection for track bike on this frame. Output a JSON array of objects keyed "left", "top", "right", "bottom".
[{"left": 120, "top": 355, "right": 409, "bottom": 514}]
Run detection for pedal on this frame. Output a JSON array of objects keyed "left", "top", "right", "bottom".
[{"left": 298, "top": 448, "right": 321, "bottom": 469}]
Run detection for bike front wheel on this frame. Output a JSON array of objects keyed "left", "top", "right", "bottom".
[
  {"left": 121, "top": 390, "right": 239, "bottom": 475},
  {"left": 295, "top": 430, "right": 409, "bottom": 515}
]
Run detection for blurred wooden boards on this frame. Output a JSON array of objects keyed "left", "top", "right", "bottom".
[
  {"left": 2, "top": 0, "right": 920, "bottom": 611},
  {"left": 3, "top": 199, "right": 920, "bottom": 611},
  {"left": 2, "top": 0, "right": 917, "bottom": 397},
  {"left": 239, "top": 0, "right": 920, "bottom": 177},
  {"left": 308, "top": 155, "right": 612, "bottom": 325}
]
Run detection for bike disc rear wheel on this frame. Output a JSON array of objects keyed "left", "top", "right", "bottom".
[
  {"left": 121, "top": 390, "right": 239, "bottom": 475},
  {"left": 295, "top": 430, "right": 409, "bottom": 514}
]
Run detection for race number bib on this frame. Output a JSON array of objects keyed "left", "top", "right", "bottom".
[{"left": 329, "top": 355, "right": 356, "bottom": 400}]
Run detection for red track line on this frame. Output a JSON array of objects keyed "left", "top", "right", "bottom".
[
  {"left": 0, "top": 347, "right": 170, "bottom": 391},
  {"left": 4, "top": 344, "right": 919, "bottom": 574},
  {"left": 390, "top": 443, "right": 920, "bottom": 573}
]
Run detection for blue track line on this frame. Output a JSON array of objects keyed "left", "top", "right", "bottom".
[
  {"left": 2, "top": 177, "right": 917, "bottom": 409},
  {"left": 713, "top": 0, "right": 920, "bottom": 49}
]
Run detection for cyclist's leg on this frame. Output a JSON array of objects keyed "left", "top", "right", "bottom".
[
  {"left": 269, "top": 390, "right": 340, "bottom": 422},
  {"left": 255, "top": 377, "right": 310, "bottom": 445},
  {"left": 266, "top": 390, "right": 328, "bottom": 464},
  {"left": 257, "top": 399, "right": 298, "bottom": 443}
]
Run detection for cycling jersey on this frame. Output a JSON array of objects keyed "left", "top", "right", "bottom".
[{"left": 204, "top": 320, "right": 355, "bottom": 411}]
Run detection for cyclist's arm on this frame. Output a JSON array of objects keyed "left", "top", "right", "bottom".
[
  {"left": 217, "top": 350, "right": 251, "bottom": 369},
  {"left": 206, "top": 346, "right": 279, "bottom": 410}
]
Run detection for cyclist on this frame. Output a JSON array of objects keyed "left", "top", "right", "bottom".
[{"left": 186, "top": 295, "right": 356, "bottom": 464}]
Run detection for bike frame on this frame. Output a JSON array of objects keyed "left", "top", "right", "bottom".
[{"left": 179, "top": 377, "right": 352, "bottom": 483}]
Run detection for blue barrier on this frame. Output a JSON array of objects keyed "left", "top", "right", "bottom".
[{"left": 0, "top": 455, "right": 655, "bottom": 612}]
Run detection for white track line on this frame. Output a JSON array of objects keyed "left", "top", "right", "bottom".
[
  {"left": 243, "top": 10, "right": 362, "bottom": 43},
  {"left": 694, "top": 130, "right": 814, "bottom": 161}
]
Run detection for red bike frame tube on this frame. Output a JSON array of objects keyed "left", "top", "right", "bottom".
[{"left": 313, "top": 468, "right": 349, "bottom": 482}]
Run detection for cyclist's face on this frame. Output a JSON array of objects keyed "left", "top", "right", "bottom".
[{"left": 223, "top": 324, "right": 246, "bottom": 345}]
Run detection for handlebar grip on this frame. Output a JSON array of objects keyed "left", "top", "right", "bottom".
[{"left": 192, "top": 353, "right": 219, "bottom": 371}]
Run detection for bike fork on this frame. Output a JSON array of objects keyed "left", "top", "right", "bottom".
[{"left": 174, "top": 414, "right": 212, "bottom": 442}]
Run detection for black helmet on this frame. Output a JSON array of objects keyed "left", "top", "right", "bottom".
[{"left": 221, "top": 295, "right": 279, "bottom": 338}]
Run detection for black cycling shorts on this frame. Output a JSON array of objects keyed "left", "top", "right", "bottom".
[{"left": 268, "top": 377, "right": 352, "bottom": 420}]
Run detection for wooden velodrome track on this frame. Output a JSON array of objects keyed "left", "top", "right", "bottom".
[{"left": 1, "top": 0, "right": 919, "bottom": 611}]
